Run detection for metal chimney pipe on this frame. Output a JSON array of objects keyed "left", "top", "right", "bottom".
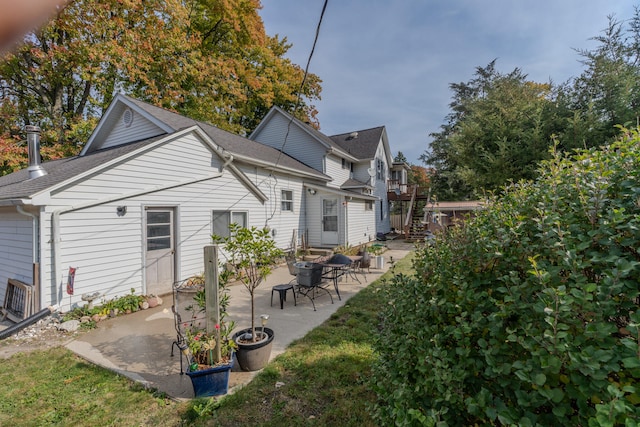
[{"left": 26, "top": 125, "right": 47, "bottom": 179}]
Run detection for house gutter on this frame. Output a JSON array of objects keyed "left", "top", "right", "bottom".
[
  {"left": 228, "top": 152, "right": 330, "bottom": 181},
  {"left": 51, "top": 171, "right": 223, "bottom": 305}
]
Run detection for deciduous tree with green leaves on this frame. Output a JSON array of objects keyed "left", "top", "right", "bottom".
[
  {"left": 212, "top": 223, "right": 283, "bottom": 343},
  {"left": 0, "top": 0, "right": 321, "bottom": 175}
]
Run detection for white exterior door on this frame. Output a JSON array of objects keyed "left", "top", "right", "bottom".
[
  {"left": 144, "top": 207, "right": 175, "bottom": 296},
  {"left": 321, "top": 198, "right": 339, "bottom": 246}
]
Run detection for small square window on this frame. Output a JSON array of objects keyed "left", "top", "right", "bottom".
[
  {"left": 281, "top": 190, "right": 293, "bottom": 211},
  {"left": 365, "top": 200, "right": 373, "bottom": 211},
  {"left": 213, "top": 211, "right": 247, "bottom": 238}
]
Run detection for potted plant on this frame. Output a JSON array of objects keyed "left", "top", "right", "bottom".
[
  {"left": 181, "top": 272, "right": 237, "bottom": 397},
  {"left": 213, "top": 223, "right": 284, "bottom": 371}
]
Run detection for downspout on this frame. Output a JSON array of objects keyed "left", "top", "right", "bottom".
[
  {"left": 16, "top": 205, "right": 40, "bottom": 312},
  {"left": 51, "top": 171, "right": 223, "bottom": 305},
  {"left": 344, "top": 197, "right": 349, "bottom": 247},
  {"left": 16, "top": 205, "right": 38, "bottom": 264}
]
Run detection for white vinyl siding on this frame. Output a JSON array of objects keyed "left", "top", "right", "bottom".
[
  {"left": 36, "top": 133, "right": 310, "bottom": 310},
  {"left": 346, "top": 199, "right": 375, "bottom": 246},
  {"left": 0, "top": 209, "right": 33, "bottom": 305},
  {"left": 325, "top": 154, "right": 350, "bottom": 189},
  {"left": 373, "top": 145, "right": 391, "bottom": 235},
  {"left": 50, "top": 133, "right": 218, "bottom": 205},
  {"left": 304, "top": 191, "right": 373, "bottom": 248},
  {"left": 100, "top": 111, "right": 165, "bottom": 150},
  {"left": 251, "top": 113, "right": 326, "bottom": 173},
  {"left": 41, "top": 172, "right": 267, "bottom": 310}
]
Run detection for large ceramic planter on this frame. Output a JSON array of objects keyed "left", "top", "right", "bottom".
[
  {"left": 186, "top": 353, "right": 234, "bottom": 398},
  {"left": 233, "top": 327, "right": 274, "bottom": 372}
]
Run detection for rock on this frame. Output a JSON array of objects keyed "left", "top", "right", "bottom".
[
  {"left": 140, "top": 301, "right": 149, "bottom": 310},
  {"left": 58, "top": 320, "right": 80, "bottom": 332},
  {"left": 80, "top": 316, "right": 91, "bottom": 323},
  {"left": 91, "top": 314, "right": 102, "bottom": 323}
]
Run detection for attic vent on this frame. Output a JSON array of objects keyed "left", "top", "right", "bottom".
[
  {"left": 122, "top": 108, "right": 134, "bottom": 127},
  {"left": 348, "top": 131, "right": 358, "bottom": 140}
]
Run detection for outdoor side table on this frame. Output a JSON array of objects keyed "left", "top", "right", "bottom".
[{"left": 271, "top": 284, "right": 297, "bottom": 309}]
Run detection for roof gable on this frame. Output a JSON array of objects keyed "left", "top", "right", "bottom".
[
  {"left": 81, "top": 94, "right": 173, "bottom": 155},
  {"left": 0, "top": 96, "right": 330, "bottom": 203},
  {"left": 0, "top": 127, "right": 271, "bottom": 205},
  {"left": 250, "top": 106, "right": 359, "bottom": 162},
  {"left": 106, "top": 96, "right": 329, "bottom": 181}
]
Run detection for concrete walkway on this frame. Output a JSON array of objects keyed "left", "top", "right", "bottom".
[{"left": 65, "top": 240, "right": 414, "bottom": 400}]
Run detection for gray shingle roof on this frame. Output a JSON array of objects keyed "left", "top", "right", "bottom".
[
  {"left": 124, "top": 96, "right": 328, "bottom": 179},
  {"left": 340, "top": 178, "right": 372, "bottom": 189},
  {"left": 0, "top": 96, "right": 329, "bottom": 201},
  {"left": 329, "top": 126, "right": 385, "bottom": 160}
]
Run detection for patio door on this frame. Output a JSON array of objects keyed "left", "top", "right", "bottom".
[
  {"left": 144, "top": 207, "right": 175, "bottom": 296},
  {"left": 321, "top": 198, "right": 338, "bottom": 246}
]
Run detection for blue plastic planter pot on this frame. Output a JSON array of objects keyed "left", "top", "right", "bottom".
[{"left": 185, "top": 353, "right": 234, "bottom": 398}]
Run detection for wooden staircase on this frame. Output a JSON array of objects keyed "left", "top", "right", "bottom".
[
  {"left": 402, "top": 186, "right": 427, "bottom": 241},
  {"left": 407, "top": 202, "right": 426, "bottom": 241}
]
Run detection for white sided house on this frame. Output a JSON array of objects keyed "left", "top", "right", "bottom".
[
  {"left": 250, "top": 106, "right": 393, "bottom": 245},
  {"left": 0, "top": 95, "right": 392, "bottom": 312}
]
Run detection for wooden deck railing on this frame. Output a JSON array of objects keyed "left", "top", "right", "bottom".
[{"left": 387, "top": 180, "right": 409, "bottom": 194}]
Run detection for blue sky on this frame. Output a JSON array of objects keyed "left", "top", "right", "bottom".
[{"left": 259, "top": 1, "right": 637, "bottom": 165}]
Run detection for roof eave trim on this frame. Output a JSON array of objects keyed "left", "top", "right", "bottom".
[
  {"left": 230, "top": 153, "right": 330, "bottom": 181},
  {"left": 304, "top": 183, "right": 378, "bottom": 201}
]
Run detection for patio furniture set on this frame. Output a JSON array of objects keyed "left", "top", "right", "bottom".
[{"left": 272, "top": 253, "right": 367, "bottom": 311}]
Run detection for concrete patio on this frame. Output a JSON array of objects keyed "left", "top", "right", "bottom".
[{"left": 64, "top": 240, "right": 414, "bottom": 400}]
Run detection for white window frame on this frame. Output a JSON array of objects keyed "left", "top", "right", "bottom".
[
  {"left": 365, "top": 200, "right": 373, "bottom": 211},
  {"left": 281, "top": 189, "right": 293, "bottom": 212}
]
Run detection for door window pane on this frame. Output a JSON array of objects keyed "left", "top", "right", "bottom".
[
  {"left": 146, "top": 210, "right": 172, "bottom": 251},
  {"left": 147, "top": 237, "right": 171, "bottom": 251},
  {"left": 147, "top": 224, "right": 170, "bottom": 238},
  {"left": 323, "top": 199, "right": 338, "bottom": 232},
  {"left": 147, "top": 211, "right": 170, "bottom": 224}
]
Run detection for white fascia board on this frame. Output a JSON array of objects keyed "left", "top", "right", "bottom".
[
  {"left": 380, "top": 127, "right": 393, "bottom": 165},
  {"left": 230, "top": 153, "right": 330, "bottom": 182},
  {"left": 304, "top": 183, "right": 378, "bottom": 201}
]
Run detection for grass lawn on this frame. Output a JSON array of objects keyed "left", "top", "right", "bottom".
[{"left": 0, "top": 251, "right": 413, "bottom": 426}]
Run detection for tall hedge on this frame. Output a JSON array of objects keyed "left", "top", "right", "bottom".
[{"left": 372, "top": 130, "right": 640, "bottom": 426}]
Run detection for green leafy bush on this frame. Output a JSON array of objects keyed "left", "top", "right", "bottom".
[{"left": 371, "top": 130, "right": 640, "bottom": 426}]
